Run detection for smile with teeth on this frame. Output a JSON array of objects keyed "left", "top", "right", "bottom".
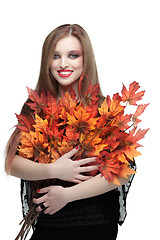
[{"left": 57, "top": 70, "right": 73, "bottom": 78}]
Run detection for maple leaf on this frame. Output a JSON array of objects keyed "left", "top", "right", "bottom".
[
  {"left": 112, "top": 92, "right": 122, "bottom": 102},
  {"left": 78, "top": 73, "right": 88, "bottom": 97},
  {"left": 115, "top": 114, "right": 132, "bottom": 130},
  {"left": 67, "top": 104, "right": 97, "bottom": 134},
  {"left": 132, "top": 103, "right": 149, "bottom": 125},
  {"left": 119, "top": 164, "right": 136, "bottom": 179},
  {"left": 44, "top": 91, "right": 59, "bottom": 120},
  {"left": 79, "top": 132, "right": 105, "bottom": 157},
  {"left": 48, "top": 121, "right": 64, "bottom": 143},
  {"left": 103, "top": 138, "right": 120, "bottom": 153},
  {"left": 98, "top": 97, "right": 124, "bottom": 120},
  {"left": 85, "top": 103, "right": 99, "bottom": 119},
  {"left": 126, "top": 128, "right": 149, "bottom": 148},
  {"left": 98, "top": 152, "right": 123, "bottom": 185},
  {"left": 18, "top": 131, "right": 49, "bottom": 161},
  {"left": 84, "top": 81, "right": 100, "bottom": 105},
  {"left": 15, "top": 113, "right": 34, "bottom": 132},
  {"left": 124, "top": 145, "right": 141, "bottom": 160},
  {"left": 33, "top": 114, "right": 48, "bottom": 135},
  {"left": 58, "top": 139, "right": 74, "bottom": 157},
  {"left": 50, "top": 148, "right": 60, "bottom": 162},
  {"left": 121, "top": 81, "right": 145, "bottom": 105},
  {"left": 109, "top": 100, "right": 125, "bottom": 118},
  {"left": 26, "top": 87, "right": 47, "bottom": 114},
  {"left": 65, "top": 125, "right": 80, "bottom": 146},
  {"left": 115, "top": 145, "right": 141, "bottom": 163},
  {"left": 98, "top": 96, "right": 111, "bottom": 118},
  {"left": 59, "top": 91, "right": 78, "bottom": 123}
]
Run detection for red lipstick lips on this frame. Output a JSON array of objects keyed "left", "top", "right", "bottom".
[{"left": 57, "top": 70, "right": 73, "bottom": 78}]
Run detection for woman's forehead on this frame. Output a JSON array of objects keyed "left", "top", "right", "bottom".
[{"left": 54, "top": 36, "right": 82, "bottom": 52}]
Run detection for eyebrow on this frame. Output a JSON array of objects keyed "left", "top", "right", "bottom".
[{"left": 54, "top": 50, "right": 82, "bottom": 54}]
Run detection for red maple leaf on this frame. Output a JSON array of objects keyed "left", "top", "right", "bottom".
[
  {"left": 84, "top": 81, "right": 100, "bottom": 105},
  {"left": 26, "top": 87, "right": 47, "bottom": 114},
  {"left": 125, "top": 127, "right": 149, "bottom": 148},
  {"left": 132, "top": 103, "right": 149, "bottom": 124},
  {"left": 15, "top": 113, "right": 34, "bottom": 132}
]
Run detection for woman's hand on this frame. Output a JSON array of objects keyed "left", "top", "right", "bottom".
[
  {"left": 33, "top": 186, "right": 68, "bottom": 215},
  {"left": 50, "top": 147, "right": 98, "bottom": 183}
]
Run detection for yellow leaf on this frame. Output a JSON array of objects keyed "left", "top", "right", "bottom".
[
  {"left": 33, "top": 114, "right": 48, "bottom": 134},
  {"left": 98, "top": 98, "right": 109, "bottom": 116},
  {"left": 117, "top": 153, "right": 129, "bottom": 164},
  {"left": 119, "top": 164, "right": 137, "bottom": 179},
  {"left": 124, "top": 145, "right": 141, "bottom": 160}
]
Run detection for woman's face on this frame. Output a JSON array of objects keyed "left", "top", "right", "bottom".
[{"left": 50, "top": 35, "right": 83, "bottom": 88}]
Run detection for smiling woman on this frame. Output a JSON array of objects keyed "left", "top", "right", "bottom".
[{"left": 5, "top": 24, "right": 135, "bottom": 240}]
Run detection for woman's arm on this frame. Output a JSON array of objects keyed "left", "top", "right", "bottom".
[
  {"left": 65, "top": 174, "right": 128, "bottom": 202},
  {"left": 10, "top": 148, "right": 98, "bottom": 182},
  {"left": 34, "top": 174, "right": 129, "bottom": 215}
]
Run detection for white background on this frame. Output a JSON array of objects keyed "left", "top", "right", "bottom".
[{"left": 0, "top": 0, "right": 159, "bottom": 239}]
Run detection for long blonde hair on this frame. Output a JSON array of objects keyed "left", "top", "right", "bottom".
[{"left": 5, "top": 24, "right": 102, "bottom": 173}]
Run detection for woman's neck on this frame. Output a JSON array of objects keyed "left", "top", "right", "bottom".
[{"left": 58, "top": 80, "right": 79, "bottom": 99}]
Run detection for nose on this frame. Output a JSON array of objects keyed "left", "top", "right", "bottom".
[{"left": 60, "top": 57, "right": 69, "bottom": 69}]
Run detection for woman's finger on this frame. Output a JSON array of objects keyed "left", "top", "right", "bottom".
[
  {"left": 63, "top": 146, "right": 79, "bottom": 159},
  {"left": 33, "top": 194, "right": 47, "bottom": 205},
  {"left": 77, "top": 157, "right": 97, "bottom": 166},
  {"left": 37, "top": 186, "right": 51, "bottom": 194},
  {"left": 36, "top": 202, "right": 47, "bottom": 212},
  {"left": 72, "top": 178, "right": 82, "bottom": 183},
  {"left": 79, "top": 165, "right": 99, "bottom": 173},
  {"left": 44, "top": 206, "right": 53, "bottom": 214},
  {"left": 76, "top": 174, "right": 93, "bottom": 181}
]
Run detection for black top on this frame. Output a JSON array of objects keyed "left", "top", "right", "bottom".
[
  {"left": 21, "top": 161, "right": 136, "bottom": 229},
  {"left": 36, "top": 189, "right": 120, "bottom": 228}
]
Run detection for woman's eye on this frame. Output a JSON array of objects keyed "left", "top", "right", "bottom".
[
  {"left": 53, "top": 54, "right": 60, "bottom": 59},
  {"left": 69, "top": 54, "right": 79, "bottom": 59}
]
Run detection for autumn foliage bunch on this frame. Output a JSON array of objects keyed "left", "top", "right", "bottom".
[{"left": 16, "top": 78, "right": 149, "bottom": 185}]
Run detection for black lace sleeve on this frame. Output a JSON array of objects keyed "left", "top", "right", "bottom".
[
  {"left": 118, "top": 160, "right": 136, "bottom": 225},
  {"left": 20, "top": 180, "right": 37, "bottom": 229},
  {"left": 21, "top": 180, "right": 30, "bottom": 218}
]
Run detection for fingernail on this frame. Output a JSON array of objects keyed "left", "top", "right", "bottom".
[
  {"left": 75, "top": 146, "right": 79, "bottom": 150},
  {"left": 37, "top": 189, "right": 40, "bottom": 193}
]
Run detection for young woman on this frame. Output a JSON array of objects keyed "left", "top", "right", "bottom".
[{"left": 5, "top": 24, "right": 135, "bottom": 240}]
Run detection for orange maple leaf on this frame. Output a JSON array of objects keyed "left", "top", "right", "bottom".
[
  {"left": 58, "top": 139, "right": 74, "bottom": 157},
  {"left": 18, "top": 131, "right": 48, "bottom": 161},
  {"left": 119, "top": 164, "right": 136, "bottom": 179},
  {"left": 33, "top": 114, "right": 48, "bottom": 134},
  {"left": 67, "top": 104, "right": 97, "bottom": 133},
  {"left": 99, "top": 157, "right": 122, "bottom": 185},
  {"left": 121, "top": 81, "right": 145, "bottom": 105},
  {"left": 98, "top": 97, "right": 124, "bottom": 119}
]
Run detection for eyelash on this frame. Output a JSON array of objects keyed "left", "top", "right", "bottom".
[{"left": 53, "top": 53, "right": 79, "bottom": 59}]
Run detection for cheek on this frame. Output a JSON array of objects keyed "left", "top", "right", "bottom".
[
  {"left": 50, "top": 61, "right": 58, "bottom": 74},
  {"left": 73, "top": 57, "right": 83, "bottom": 70}
]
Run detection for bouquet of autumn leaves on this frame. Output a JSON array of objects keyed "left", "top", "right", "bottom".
[
  {"left": 15, "top": 77, "right": 149, "bottom": 239},
  {"left": 16, "top": 79, "right": 149, "bottom": 184}
]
